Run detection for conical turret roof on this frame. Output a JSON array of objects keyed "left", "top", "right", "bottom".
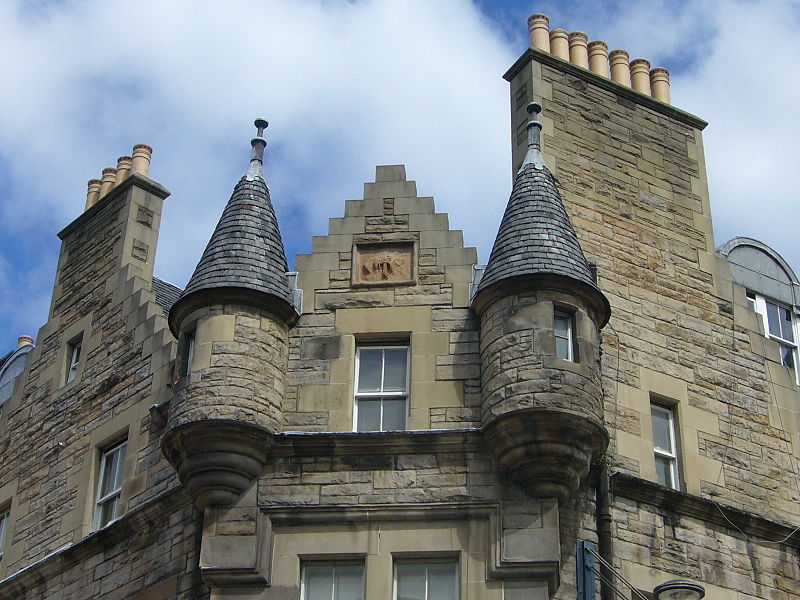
[
  {"left": 169, "top": 119, "right": 297, "bottom": 334},
  {"left": 475, "top": 103, "right": 609, "bottom": 324}
]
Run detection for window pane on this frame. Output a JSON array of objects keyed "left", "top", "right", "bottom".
[
  {"left": 427, "top": 563, "right": 457, "bottom": 600},
  {"left": 334, "top": 564, "right": 363, "bottom": 600},
  {"left": 98, "top": 496, "right": 119, "bottom": 527},
  {"left": 766, "top": 301, "right": 781, "bottom": 338},
  {"left": 555, "top": 337, "right": 570, "bottom": 360},
  {"left": 357, "top": 349, "right": 382, "bottom": 393},
  {"left": 780, "top": 306, "right": 794, "bottom": 342},
  {"left": 554, "top": 314, "right": 570, "bottom": 338},
  {"left": 383, "top": 348, "right": 408, "bottom": 392},
  {"left": 651, "top": 407, "right": 672, "bottom": 453},
  {"left": 655, "top": 455, "right": 674, "bottom": 488},
  {"left": 781, "top": 343, "right": 795, "bottom": 369},
  {"left": 396, "top": 563, "right": 426, "bottom": 600},
  {"left": 356, "top": 399, "right": 381, "bottom": 432},
  {"left": 0, "top": 511, "right": 8, "bottom": 553},
  {"left": 304, "top": 564, "right": 333, "bottom": 600},
  {"left": 382, "top": 399, "right": 407, "bottom": 430}
]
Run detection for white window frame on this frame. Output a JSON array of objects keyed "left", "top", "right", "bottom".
[
  {"left": 748, "top": 291, "right": 799, "bottom": 384},
  {"left": 554, "top": 310, "right": 575, "bottom": 362},
  {"left": 651, "top": 404, "right": 679, "bottom": 490},
  {"left": 0, "top": 508, "right": 9, "bottom": 560},
  {"left": 393, "top": 558, "right": 459, "bottom": 600},
  {"left": 300, "top": 561, "right": 365, "bottom": 600},
  {"left": 353, "top": 345, "right": 410, "bottom": 432},
  {"left": 93, "top": 440, "right": 127, "bottom": 530},
  {"left": 66, "top": 337, "right": 82, "bottom": 384}
]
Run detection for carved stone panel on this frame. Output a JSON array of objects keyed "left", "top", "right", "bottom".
[{"left": 353, "top": 242, "right": 415, "bottom": 286}]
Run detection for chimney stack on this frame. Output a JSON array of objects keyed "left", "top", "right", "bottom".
[
  {"left": 526, "top": 13, "right": 672, "bottom": 104},
  {"left": 17, "top": 335, "right": 34, "bottom": 349},
  {"left": 82, "top": 144, "right": 154, "bottom": 212}
]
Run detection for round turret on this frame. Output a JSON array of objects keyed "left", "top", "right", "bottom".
[
  {"left": 473, "top": 104, "right": 610, "bottom": 499},
  {"left": 161, "top": 120, "right": 299, "bottom": 509}
]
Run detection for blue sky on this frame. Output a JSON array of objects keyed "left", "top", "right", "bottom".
[{"left": 1, "top": 0, "right": 799, "bottom": 348}]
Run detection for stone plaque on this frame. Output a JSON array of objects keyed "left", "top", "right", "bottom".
[{"left": 353, "top": 242, "right": 415, "bottom": 286}]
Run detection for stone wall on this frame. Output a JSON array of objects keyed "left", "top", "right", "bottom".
[
  {"left": 511, "top": 50, "right": 800, "bottom": 527},
  {"left": 0, "top": 177, "right": 181, "bottom": 583},
  {"left": 170, "top": 304, "right": 289, "bottom": 432},
  {"left": 1, "top": 491, "right": 206, "bottom": 600},
  {"left": 285, "top": 165, "right": 482, "bottom": 432}
]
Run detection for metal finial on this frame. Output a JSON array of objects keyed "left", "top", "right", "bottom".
[
  {"left": 247, "top": 118, "right": 268, "bottom": 180},
  {"left": 519, "top": 102, "right": 545, "bottom": 172},
  {"left": 254, "top": 118, "right": 268, "bottom": 137}
]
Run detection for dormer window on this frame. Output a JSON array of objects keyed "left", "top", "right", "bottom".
[
  {"left": 554, "top": 311, "right": 576, "bottom": 362},
  {"left": 747, "top": 292, "right": 798, "bottom": 379}
]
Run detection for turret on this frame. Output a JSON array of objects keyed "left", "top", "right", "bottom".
[
  {"left": 162, "top": 119, "right": 299, "bottom": 509},
  {"left": 473, "top": 103, "right": 611, "bottom": 499}
]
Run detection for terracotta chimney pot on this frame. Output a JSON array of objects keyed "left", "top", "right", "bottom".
[
  {"left": 650, "top": 67, "right": 671, "bottom": 103},
  {"left": 587, "top": 40, "right": 610, "bottom": 77},
  {"left": 85, "top": 179, "right": 102, "bottom": 210},
  {"left": 609, "top": 49, "right": 632, "bottom": 87},
  {"left": 131, "top": 144, "right": 153, "bottom": 177},
  {"left": 569, "top": 31, "right": 589, "bottom": 68},
  {"left": 115, "top": 156, "right": 132, "bottom": 185},
  {"left": 528, "top": 14, "right": 551, "bottom": 52},
  {"left": 17, "top": 335, "right": 34, "bottom": 349},
  {"left": 549, "top": 28, "right": 569, "bottom": 59},
  {"left": 630, "top": 59, "right": 652, "bottom": 95},
  {"left": 98, "top": 167, "right": 117, "bottom": 199}
]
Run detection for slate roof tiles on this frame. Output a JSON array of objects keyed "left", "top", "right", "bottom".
[
  {"left": 179, "top": 174, "right": 294, "bottom": 307},
  {"left": 477, "top": 162, "right": 600, "bottom": 294}
]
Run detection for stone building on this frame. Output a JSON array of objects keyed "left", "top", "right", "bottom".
[{"left": 0, "top": 12, "right": 798, "bottom": 600}]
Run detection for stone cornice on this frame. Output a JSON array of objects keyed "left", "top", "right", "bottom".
[
  {"left": 503, "top": 48, "right": 708, "bottom": 131},
  {"left": 271, "top": 428, "right": 484, "bottom": 457},
  {"left": 611, "top": 472, "right": 800, "bottom": 548}
]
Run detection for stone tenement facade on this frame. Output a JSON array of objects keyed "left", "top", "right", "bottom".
[{"left": 1, "top": 12, "right": 799, "bottom": 600}]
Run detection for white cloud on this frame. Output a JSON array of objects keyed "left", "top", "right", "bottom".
[{"left": 0, "top": 0, "right": 798, "bottom": 344}]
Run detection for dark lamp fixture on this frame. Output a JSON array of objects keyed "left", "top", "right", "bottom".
[{"left": 653, "top": 579, "right": 705, "bottom": 600}]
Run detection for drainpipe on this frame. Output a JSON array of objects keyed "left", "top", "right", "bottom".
[{"left": 596, "top": 466, "right": 614, "bottom": 600}]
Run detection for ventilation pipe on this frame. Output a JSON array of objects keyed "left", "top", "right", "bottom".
[
  {"left": 588, "top": 40, "right": 610, "bottom": 77},
  {"left": 528, "top": 14, "right": 550, "bottom": 51},
  {"left": 650, "top": 68, "right": 671, "bottom": 103},
  {"left": 85, "top": 179, "right": 102, "bottom": 210},
  {"left": 549, "top": 28, "right": 569, "bottom": 60},
  {"left": 568, "top": 31, "right": 589, "bottom": 68},
  {"left": 609, "top": 49, "right": 632, "bottom": 87},
  {"left": 131, "top": 144, "right": 153, "bottom": 177}
]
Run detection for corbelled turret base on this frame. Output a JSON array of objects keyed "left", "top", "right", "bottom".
[
  {"left": 484, "top": 408, "right": 608, "bottom": 499},
  {"left": 161, "top": 420, "right": 272, "bottom": 509}
]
